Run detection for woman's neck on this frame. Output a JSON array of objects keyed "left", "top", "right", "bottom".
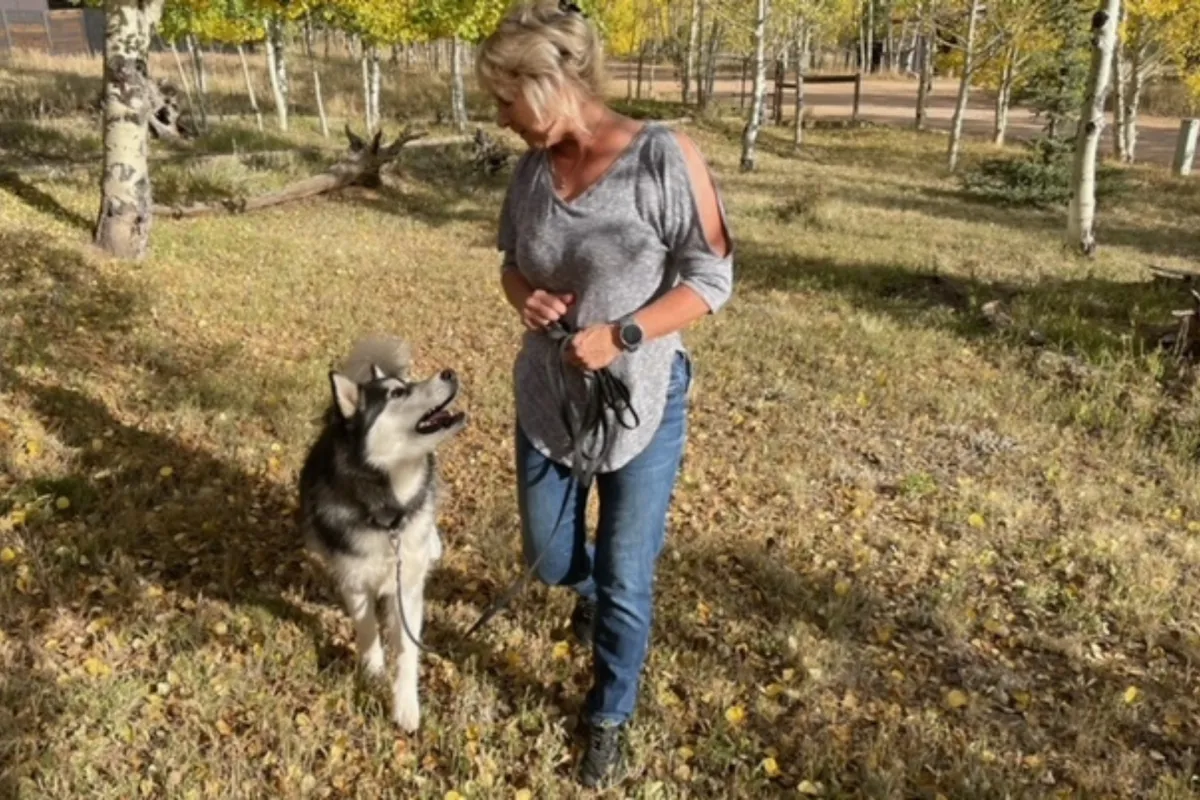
[{"left": 549, "top": 99, "right": 612, "bottom": 161}]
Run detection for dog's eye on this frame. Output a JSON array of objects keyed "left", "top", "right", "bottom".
[{"left": 388, "top": 386, "right": 408, "bottom": 400}]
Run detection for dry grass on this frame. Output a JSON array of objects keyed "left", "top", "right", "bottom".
[
  {"left": 3, "top": 52, "right": 1200, "bottom": 800},
  {"left": 0, "top": 46, "right": 494, "bottom": 131}
]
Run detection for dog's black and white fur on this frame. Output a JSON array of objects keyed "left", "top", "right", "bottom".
[{"left": 298, "top": 335, "right": 466, "bottom": 732}]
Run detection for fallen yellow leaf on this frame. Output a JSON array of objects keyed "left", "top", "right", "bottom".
[
  {"left": 724, "top": 705, "right": 746, "bottom": 726},
  {"left": 159, "top": 466, "right": 174, "bottom": 478},
  {"left": 444, "top": 792, "right": 465, "bottom": 800},
  {"left": 514, "top": 791, "right": 533, "bottom": 800},
  {"left": 761, "top": 757, "right": 781, "bottom": 778},
  {"left": 1124, "top": 686, "right": 1141, "bottom": 704},
  {"left": 55, "top": 496, "right": 70, "bottom": 510},
  {"left": 968, "top": 513, "right": 986, "bottom": 529},
  {"left": 25, "top": 439, "right": 43, "bottom": 458},
  {"left": 0, "top": 547, "right": 17, "bottom": 564},
  {"left": 677, "top": 746, "right": 694, "bottom": 762},
  {"left": 833, "top": 579, "right": 851, "bottom": 597},
  {"left": 797, "top": 779, "right": 824, "bottom": 796},
  {"left": 945, "top": 689, "right": 969, "bottom": 709},
  {"left": 83, "top": 657, "right": 111, "bottom": 678},
  {"left": 551, "top": 641, "right": 571, "bottom": 661},
  {"left": 8, "top": 509, "right": 26, "bottom": 527}
]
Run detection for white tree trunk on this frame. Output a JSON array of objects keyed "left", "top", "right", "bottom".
[
  {"left": 265, "top": 17, "right": 289, "bottom": 131},
  {"left": 866, "top": 0, "right": 875, "bottom": 73},
  {"left": 993, "top": 46, "right": 1016, "bottom": 146},
  {"left": 1067, "top": 0, "right": 1122, "bottom": 256},
  {"left": 94, "top": 0, "right": 164, "bottom": 260},
  {"left": 1121, "top": 52, "right": 1143, "bottom": 163},
  {"left": 361, "top": 45, "right": 372, "bottom": 132},
  {"left": 946, "top": 0, "right": 980, "bottom": 171},
  {"left": 302, "top": 17, "right": 328, "bottom": 138},
  {"left": 793, "top": 22, "right": 807, "bottom": 150},
  {"left": 370, "top": 45, "right": 382, "bottom": 134},
  {"left": 915, "top": 1, "right": 933, "bottom": 130},
  {"left": 885, "top": 0, "right": 895, "bottom": 71},
  {"left": 1112, "top": 40, "right": 1128, "bottom": 159},
  {"left": 684, "top": 0, "right": 700, "bottom": 104},
  {"left": 237, "top": 44, "right": 263, "bottom": 132},
  {"left": 635, "top": 43, "right": 646, "bottom": 99},
  {"left": 450, "top": 36, "right": 468, "bottom": 133},
  {"left": 701, "top": 17, "right": 721, "bottom": 110},
  {"left": 740, "top": 0, "right": 769, "bottom": 172},
  {"left": 858, "top": 3, "right": 867, "bottom": 70},
  {"left": 167, "top": 40, "right": 195, "bottom": 119},
  {"left": 1173, "top": 118, "right": 1199, "bottom": 176},
  {"left": 185, "top": 34, "right": 208, "bottom": 132}
]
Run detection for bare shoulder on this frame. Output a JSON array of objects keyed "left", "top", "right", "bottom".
[{"left": 670, "top": 129, "right": 730, "bottom": 257}]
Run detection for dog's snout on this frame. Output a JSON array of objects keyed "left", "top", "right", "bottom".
[{"left": 440, "top": 369, "right": 456, "bottom": 382}]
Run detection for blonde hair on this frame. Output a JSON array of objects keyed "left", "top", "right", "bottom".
[{"left": 474, "top": 0, "right": 607, "bottom": 128}]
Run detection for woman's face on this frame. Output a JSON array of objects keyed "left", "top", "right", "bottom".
[{"left": 494, "top": 85, "right": 565, "bottom": 149}]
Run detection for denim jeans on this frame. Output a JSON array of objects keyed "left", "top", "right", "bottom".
[{"left": 515, "top": 349, "right": 692, "bottom": 727}]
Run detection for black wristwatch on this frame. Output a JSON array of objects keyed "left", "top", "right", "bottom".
[{"left": 616, "top": 314, "right": 644, "bottom": 352}]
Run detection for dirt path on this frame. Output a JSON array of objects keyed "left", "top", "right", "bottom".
[{"left": 607, "top": 67, "right": 1190, "bottom": 172}]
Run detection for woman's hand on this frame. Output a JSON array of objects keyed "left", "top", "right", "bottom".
[
  {"left": 564, "top": 323, "right": 622, "bottom": 371},
  {"left": 522, "top": 289, "right": 575, "bottom": 331}
]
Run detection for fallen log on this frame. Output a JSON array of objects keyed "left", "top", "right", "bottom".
[{"left": 153, "top": 125, "right": 427, "bottom": 220}]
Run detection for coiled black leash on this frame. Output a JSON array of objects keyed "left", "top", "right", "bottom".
[{"left": 393, "top": 318, "right": 640, "bottom": 656}]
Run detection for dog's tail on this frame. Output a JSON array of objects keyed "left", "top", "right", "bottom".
[{"left": 338, "top": 333, "right": 413, "bottom": 382}]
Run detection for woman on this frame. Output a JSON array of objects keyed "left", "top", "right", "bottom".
[{"left": 475, "top": 0, "right": 734, "bottom": 788}]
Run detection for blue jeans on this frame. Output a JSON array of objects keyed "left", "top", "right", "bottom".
[{"left": 515, "top": 349, "right": 692, "bottom": 727}]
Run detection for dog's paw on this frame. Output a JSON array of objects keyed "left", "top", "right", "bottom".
[
  {"left": 391, "top": 685, "right": 420, "bottom": 733},
  {"left": 360, "top": 645, "right": 386, "bottom": 679}
]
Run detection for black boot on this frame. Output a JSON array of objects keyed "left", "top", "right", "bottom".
[
  {"left": 578, "top": 721, "right": 626, "bottom": 788},
  {"left": 570, "top": 595, "right": 597, "bottom": 647}
]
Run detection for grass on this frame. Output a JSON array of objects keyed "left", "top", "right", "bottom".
[{"left": 3, "top": 50, "right": 1200, "bottom": 799}]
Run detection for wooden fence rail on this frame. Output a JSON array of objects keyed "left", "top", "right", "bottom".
[{"left": 0, "top": 8, "right": 103, "bottom": 57}]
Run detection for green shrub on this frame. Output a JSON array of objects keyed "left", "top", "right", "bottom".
[{"left": 959, "top": 136, "right": 1126, "bottom": 208}]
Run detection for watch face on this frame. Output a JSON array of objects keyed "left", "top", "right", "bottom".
[{"left": 622, "top": 322, "right": 643, "bottom": 346}]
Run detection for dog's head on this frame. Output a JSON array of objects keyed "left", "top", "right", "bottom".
[{"left": 328, "top": 362, "right": 467, "bottom": 468}]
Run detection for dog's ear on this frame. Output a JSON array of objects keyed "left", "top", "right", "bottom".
[
  {"left": 370, "top": 363, "right": 386, "bottom": 382},
  {"left": 329, "top": 371, "right": 360, "bottom": 420}
]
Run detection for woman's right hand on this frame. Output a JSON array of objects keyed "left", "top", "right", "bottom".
[{"left": 521, "top": 289, "right": 574, "bottom": 331}]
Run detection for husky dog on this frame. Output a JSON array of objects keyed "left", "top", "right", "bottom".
[{"left": 298, "top": 335, "right": 467, "bottom": 732}]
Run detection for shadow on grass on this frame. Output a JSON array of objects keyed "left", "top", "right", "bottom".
[
  {"left": 0, "top": 69, "right": 101, "bottom": 120},
  {"left": 0, "top": 229, "right": 571, "bottom": 792},
  {"left": 842, "top": 183, "right": 1200, "bottom": 261},
  {"left": 654, "top": 532, "right": 1200, "bottom": 796},
  {"left": 0, "top": 170, "right": 92, "bottom": 232},
  {"left": 0, "top": 119, "right": 102, "bottom": 166},
  {"left": 735, "top": 237, "right": 1193, "bottom": 362}
]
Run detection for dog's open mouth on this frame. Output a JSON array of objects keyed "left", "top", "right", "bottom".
[{"left": 416, "top": 395, "right": 465, "bottom": 435}]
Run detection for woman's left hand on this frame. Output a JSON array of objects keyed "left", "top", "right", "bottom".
[{"left": 564, "top": 323, "right": 622, "bottom": 371}]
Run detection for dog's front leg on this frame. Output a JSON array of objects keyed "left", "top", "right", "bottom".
[
  {"left": 342, "top": 587, "right": 386, "bottom": 678},
  {"left": 390, "top": 561, "right": 426, "bottom": 733}
]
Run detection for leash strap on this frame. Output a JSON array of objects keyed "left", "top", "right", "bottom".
[{"left": 390, "top": 318, "right": 638, "bottom": 657}]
